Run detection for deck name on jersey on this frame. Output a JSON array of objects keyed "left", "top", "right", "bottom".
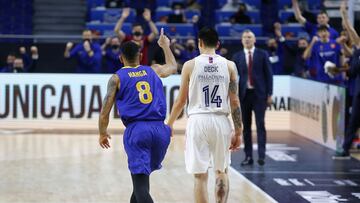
[{"left": 204, "top": 65, "right": 218, "bottom": 73}]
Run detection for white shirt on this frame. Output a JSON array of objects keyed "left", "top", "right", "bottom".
[{"left": 243, "top": 47, "right": 255, "bottom": 89}]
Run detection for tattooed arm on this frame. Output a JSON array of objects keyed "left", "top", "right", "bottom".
[
  {"left": 227, "top": 60, "right": 242, "bottom": 150},
  {"left": 98, "top": 74, "right": 120, "bottom": 149}
]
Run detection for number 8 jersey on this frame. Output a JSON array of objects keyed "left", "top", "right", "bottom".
[
  {"left": 187, "top": 54, "right": 230, "bottom": 116},
  {"left": 115, "top": 65, "right": 166, "bottom": 127}
]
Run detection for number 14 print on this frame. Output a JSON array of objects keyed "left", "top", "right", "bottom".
[{"left": 202, "top": 85, "right": 222, "bottom": 107}]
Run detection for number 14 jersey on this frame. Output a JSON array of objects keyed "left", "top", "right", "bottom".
[{"left": 187, "top": 54, "right": 230, "bottom": 116}]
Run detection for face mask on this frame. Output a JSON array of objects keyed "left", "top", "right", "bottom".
[
  {"left": 298, "top": 47, "right": 306, "bottom": 52},
  {"left": 133, "top": 31, "right": 143, "bottom": 37},
  {"left": 187, "top": 45, "right": 195, "bottom": 51},
  {"left": 269, "top": 46, "right": 277, "bottom": 52},
  {"left": 174, "top": 9, "right": 182, "bottom": 15},
  {"left": 111, "top": 45, "right": 120, "bottom": 50},
  {"left": 83, "top": 39, "right": 92, "bottom": 43}
]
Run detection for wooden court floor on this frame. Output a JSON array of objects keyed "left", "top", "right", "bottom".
[{"left": 0, "top": 132, "right": 276, "bottom": 203}]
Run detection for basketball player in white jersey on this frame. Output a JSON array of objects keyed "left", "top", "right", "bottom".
[{"left": 167, "top": 27, "right": 242, "bottom": 203}]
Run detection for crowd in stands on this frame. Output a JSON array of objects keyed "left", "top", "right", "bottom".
[{"left": 0, "top": 0, "right": 357, "bottom": 90}]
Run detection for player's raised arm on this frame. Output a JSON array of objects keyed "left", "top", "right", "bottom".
[
  {"left": 151, "top": 28, "right": 177, "bottom": 78},
  {"left": 98, "top": 74, "right": 119, "bottom": 149},
  {"left": 227, "top": 60, "right": 242, "bottom": 151}
]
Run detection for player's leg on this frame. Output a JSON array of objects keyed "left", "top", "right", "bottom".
[
  {"left": 215, "top": 169, "right": 229, "bottom": 203},
  {"left": 131, "top": 173, "right": 153, "bottom": 203},
  {"left": 185, "top": 115, "right": 211, "bottom": 202},
  {"left": 150, "top": 122, "right": 171, "bottom": 172},
  {"left": 194, "top": 172, "right": 209, "bottom": 203},
  {"left": 123, "top": 122, "right": 153, "bottom": 202},
  {"left": 210, "top": 115, "right": 231, "bottom": 203}
]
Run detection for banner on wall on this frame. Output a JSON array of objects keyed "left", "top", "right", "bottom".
[
  {"left": 289, "top": 77, "right": 346, "bottom": 150},
  {"left": 0, "top": 74, "right": 290, "bottom": 130}
]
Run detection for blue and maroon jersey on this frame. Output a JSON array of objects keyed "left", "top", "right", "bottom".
[{"left": 115, "top": 65, "right": 166, "bottom": 126}]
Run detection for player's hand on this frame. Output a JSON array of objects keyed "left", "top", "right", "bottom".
[
  {"left": 157, "top": 28, "right": 170, "bottom": 48},
  {"left": 83, "top": 40, "right": 92, "bottom": 53},
  {"left": 340, "top": 1, "right": 347, "bottom": 15},
  {"left": 121, "top": 7, "right": 130, "bottom": 19},
  {"left": 143, "top": 8, "right": 152, "bottom": 22},
  {"left": 66, "top": 42, "right": 73, "bottom": 50},
  {"left": 229, "top": 131, "right": 241, "bottom": 151},
  {"left": 99, "top": 133, "right": 111, "bottom": 149}
]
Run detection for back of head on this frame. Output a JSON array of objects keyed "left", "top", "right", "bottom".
[
  {"left": 120, "top": 41, "right": 140, "bottom": 63},
  {"left": 198, "top": 27, "right": 219, "bottom": 48}
]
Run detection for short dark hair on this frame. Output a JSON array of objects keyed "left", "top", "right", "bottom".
[
  {"left": 317, "top": 25, "right": 329, "bottom": 32},
  {"left": 318, "top": 10, "right": 328, "bottom": 16},
  {"left": 120, "top": 41, "right": 140, "bottom": 62},
  {"left": 198, "top": 27, "right": 219, "bottom": 48}
]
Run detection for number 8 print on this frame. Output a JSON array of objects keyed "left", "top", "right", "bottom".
[{"left": 136, "top": 81, "right": 153, "bottom": 104}]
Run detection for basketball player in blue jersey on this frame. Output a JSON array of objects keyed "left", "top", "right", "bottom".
[{"left": 98, "top": 28, "right": 177, "bottom": 203}]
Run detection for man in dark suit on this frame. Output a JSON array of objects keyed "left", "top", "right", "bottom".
[
  {"left": 333, "top": 48, "right": 360, "bottom": 159},
  {"left": 232, "top": 30, "right": 273, "bottom": 166}
]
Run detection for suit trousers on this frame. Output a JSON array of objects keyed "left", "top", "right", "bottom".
[
  {"left": 343, "top": 93, "right": 360, "bottom": 153},
  {"left": 240, "top": 89, "right": 267, "bottom": 159}
]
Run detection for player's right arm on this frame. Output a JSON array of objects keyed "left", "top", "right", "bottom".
[
  {"left": 227, "top": 60, "right": 242, "bottom": 151},
  {"left": 292, "top": 0, "right": 306, "bottom": 25},
  {"left": 114, "top": 8, "right": 130, "bottom": 41},
  {"left": 166, "top": 59, "right": 193, "bottom": 135},
  {"left": 98, "top": 74, "right": 120, "bottom": 149},
  {"left": 151, "top": 28, "right": 177, "bottom": 78}
]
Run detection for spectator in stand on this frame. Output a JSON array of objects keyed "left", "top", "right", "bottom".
[
  {"left": 19, "top": 46, "right": 39, "bottom": 72},
  {"left": 106, "top": 0, "right": 125, "bottom": 8},
  {"left": 273, "top": 22, "right": 309, "bottom": 76},
  {"left": 292, "top": 0, "right": 339, "bottom": 40},
  {"left": 266, "top": 37, "right": 283, "bottom": 75},
  {"left": 102, "top": 36, "right": 123, "bottom": 73},
  {"left": 1, "top": 53, "right": 16, "bottom": 72},
  {"left": 10, "top": 58, "right": 25, "bottom": 73},
  {"left": 230, "top": 3, "right": 252, "bottom": 24},
  {"left": 64, "top": 30, "right": 102, "bottom": 73},
  {"left": 287, "top": 0, "right": 316, "bottom": 24},
  {"left": 303, "top": 25, "right": 344, "bottom": 85},
  {"left": 167, "top": 2, "right": 187, "bottom": 23},
  {"left": 179, "top": 38, "right": 199, "bottom": 64},
  {"left": 186, "top": 0, "right": 201, "bottom": 10},
  {"left": 114, "top": 8, "right": 159, "bottom": 65}
]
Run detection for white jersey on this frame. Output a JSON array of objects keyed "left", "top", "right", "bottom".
[{"left": 187, "top": 54, "right": 230, "bottom": 116}]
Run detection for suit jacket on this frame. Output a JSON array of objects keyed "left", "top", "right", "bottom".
[
  {"left": 232, "top": 48, "right": 273, "bottom": 101},
  {"left": 350, "top": 49, "right": 360, "bottom": 96}
]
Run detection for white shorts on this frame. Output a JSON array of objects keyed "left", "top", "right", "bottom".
[{"left": 185, "top": 114, "right": 232, "bottom": 174}]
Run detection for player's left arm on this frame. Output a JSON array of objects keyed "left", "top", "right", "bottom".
[
  {"left": 98, "top": 74, "right": 120, "bottom": 149},
  {"left": 166, "top": 59, "right": 193, "bottom": 135},
  {"left": 151, "top": 28, "right": 177, "bottom": 78},
  {"left": 228, "top": 60, "right": 242, "bottom": 151}
]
